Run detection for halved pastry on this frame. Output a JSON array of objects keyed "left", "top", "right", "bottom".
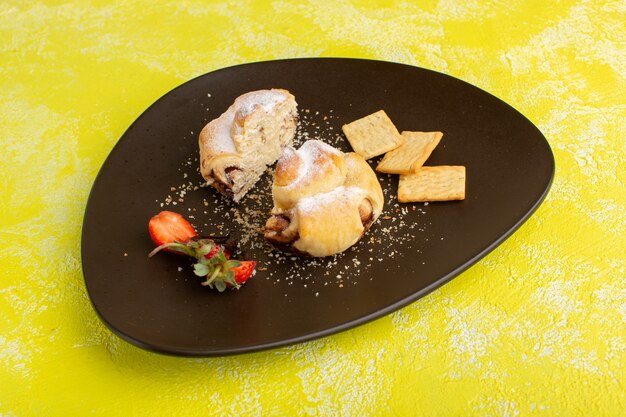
[
  {"left": 199, "top": 89, "right": 298, "bottom": 202},
  {"left": 264, "top": 140, "right": 384, "bottom": 257}
]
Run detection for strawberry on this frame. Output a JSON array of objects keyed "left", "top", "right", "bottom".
[
  {"left": 193, "top": 253, "right": 257, "bottom": 292},
  {"left": 148, "top": 211, "right": 256, "bottom": 292},
  {"left": 149, "top": 211, "right": 197, "bottom": 248},
  {"left": 231, "top": 261, "right": 257, "bottom": 285},
  {"left": 204, "top": 243, "right": 231, "bottom": 260}
]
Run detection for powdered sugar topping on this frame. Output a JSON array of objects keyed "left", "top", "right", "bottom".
[
  {"left": 203, "top": 108, "right": 237, "bottom": 154},
  {"left": 200, "top": 89, "right": 290, "bottom": 155},
  {"left": 233, "top": 89, "right": 289, "bottom": 120},
  {"left": 283, "top": 140, "right": 340, "bottom": 189},
  {"left": 297, "top": 186, "right": 365, "bottom": 214}
]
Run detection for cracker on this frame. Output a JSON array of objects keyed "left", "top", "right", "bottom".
[
  {"left": 342, "top": 110, "right": 404, "bottom": 160},
  {"left": 376, "top": 131, "right": 443, "bottom": 174},
  {"left": 398, "top": 166, "right": 466, "bottom": 202}
]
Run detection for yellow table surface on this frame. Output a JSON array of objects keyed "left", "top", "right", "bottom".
[{"left": 1, "top": 0, "right": 625, "bottom": 415}]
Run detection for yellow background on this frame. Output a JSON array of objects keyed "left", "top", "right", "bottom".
[{"left": 1, "top": 0, "right": 625, "bottom": 415}]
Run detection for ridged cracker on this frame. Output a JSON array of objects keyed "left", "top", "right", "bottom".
[
  {"left": 342, "top": 110, "right": 404, "bottom": 160},
  {"left": 376, "top": 131, "right": 443, "bottom": 174},
  {"left": 398, "top": 166, "right": 466, "bottom": 202}
]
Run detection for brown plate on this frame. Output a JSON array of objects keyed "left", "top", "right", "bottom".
[{"left": 81, "top": 58, "right": 554, "bottom": 356}]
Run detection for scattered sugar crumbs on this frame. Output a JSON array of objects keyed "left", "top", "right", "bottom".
[{"left": 154, "top": 107, "right": 432, "bottom": 294}]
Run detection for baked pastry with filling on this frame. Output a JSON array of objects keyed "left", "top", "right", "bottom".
[
  {"left": 264, "top": 140, "right": 384, "bottom": 257},
  {"left": 199, "top": 89, "right": 298, "bottom": 202}
]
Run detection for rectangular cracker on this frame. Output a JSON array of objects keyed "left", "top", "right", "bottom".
[
  {"left": 376, "top": 131, "right": 443, "bottom": 174},
  {"left": 398, "top": 166, "right": 466, "bottom": 202},
  {"left": 342, "top": 110, "right": 404, "bottom": 160}
]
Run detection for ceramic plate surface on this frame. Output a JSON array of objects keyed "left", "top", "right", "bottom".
[{"left": 82, "top": 58, "right": 554, "bottom": 356}]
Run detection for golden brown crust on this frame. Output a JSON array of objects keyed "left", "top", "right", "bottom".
[
  {"left": 265, "top": 140, "right": 384, "bottom": 257},
  {"left": 272, "top": 147, "right": 302, "bottom": 187},
  {"left": 271, "top": 140, "right": 347, "bottom": 212}
]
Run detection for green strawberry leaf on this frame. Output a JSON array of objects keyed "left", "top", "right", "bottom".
[
  {"left": 214, "top": 280, "right": 227, "bottom": 292},
  {"left": 223, "top": 271, "right": 239, "bottom": 289},
  {"left": 224, "top": 260, "right": 240, "bottom": 270},
  {"left": 193, "top": 262, "right": 210, "bottom": 277},
  {"left": 215, "top": 251, "right": 227, "bottom": 263},
  {"left": 197, "top": 243, "right": 214, "bottom": 256}
]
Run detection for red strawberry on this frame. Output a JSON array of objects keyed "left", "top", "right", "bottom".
[
  {"left": 149, "top": 211, "right": 197, "bottom": 247},
  {"left": 204, "top": 243, "right": 231, "bottom": 260},
  {"left": 231, "top": 261, "right": 257, "bottom": 285},
  {"left": 148, "top": 211, "right": 256, "bottom": 292}
]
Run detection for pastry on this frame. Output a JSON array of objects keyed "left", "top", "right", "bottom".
[
  {"left": 264, "top": 140, "right": 384, "bottom": 257},
  {"left": 199, "top": 89, "right": 298, "bottom": 202}
]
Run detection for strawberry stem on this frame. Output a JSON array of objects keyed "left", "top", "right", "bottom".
[
  {"left": 148, "top": 242, "right": 195, "bottom": 258},
  {"left": 201, "top": 265, "right": 222, "bottom": 287},
  {"left": 148, "top": 232, "right": 254, "bottom": 291}
]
